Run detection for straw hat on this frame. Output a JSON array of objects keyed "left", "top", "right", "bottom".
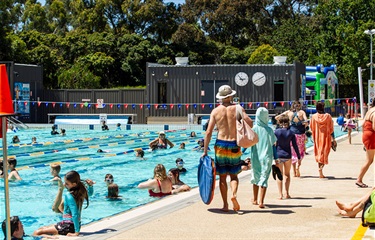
[{"left": 216, "top": 85, "right": 236, "bottom": 99}]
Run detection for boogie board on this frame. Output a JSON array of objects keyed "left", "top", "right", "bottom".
[{"left": 198, "top": 156, "right": 216, "bottom": 205}]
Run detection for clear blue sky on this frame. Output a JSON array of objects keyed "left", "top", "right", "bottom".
[{"left": 38, "top": 0, "right": 185, "bottom": 5}]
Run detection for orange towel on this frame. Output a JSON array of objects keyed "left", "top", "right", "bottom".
[{"left": 310, "top": 113, "right": 334, "bottom": 165}]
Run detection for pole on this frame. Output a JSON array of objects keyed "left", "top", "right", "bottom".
[
  {"left": 371, "top": 33, "right": 373, "bottom": 81},
  {"left": 358, "top": 67, "right": 364, "bottom": 118},
  {"left": 2, "top": 117, "right": 11, "bottom": 240}
]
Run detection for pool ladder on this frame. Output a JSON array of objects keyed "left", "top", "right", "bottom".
[{"left": 7, "top": 117, "right": 29, "bottom": 130}]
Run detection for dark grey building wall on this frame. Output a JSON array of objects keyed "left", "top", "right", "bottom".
[{"left": 146, "top": 62, "right": 305, "bottom": 116}]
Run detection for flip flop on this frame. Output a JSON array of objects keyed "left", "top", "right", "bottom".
[{"left": 355, "top": 182, "right": 368, "bottom": 188}]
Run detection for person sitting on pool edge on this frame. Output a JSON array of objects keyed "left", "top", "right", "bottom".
[
  {"left": 138, "top": 164, "right": 172, "bottom": 197},
  {"left": 168, "top": 168, "right": 191, "bottom": 194},
  {"left": 8, "top": 158, "right": 22, "bottom": 181},
  {"left": 148, "top": 131, "right": 174, "bottom": 150},
  {"left": 175, "top": 158, "right": 187, "bottom": 173},
  {"left": 2, "top": 216, "right": 25, "bottom": 240}
]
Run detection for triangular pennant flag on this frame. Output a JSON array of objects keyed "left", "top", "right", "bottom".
[
  {"left": 201, "top": 104, "right": 205, "bottom": 109},
  {"left": 170, "top": 104, "right": 174, "bottom": 109},
  {"left": 329, "top": 99, "right": 333, "bottom": 104},
  {"left": 110, "top": 104, "right": 113, "bottom": 109},
  {"left": 281, "top": 101, "right": 284, "bottom": 107},
  {"left": 38, "top": 102, "right": 41, "bottom": 107},
  {"left": 248, "top": 102, "right": 253, "bottom": 108},
  {"left": 117, "top": 104, "right": 120, "bottom": 109},
  {"left": 154, "top": 104, "right": 158, "bottom": 109},
  {"left": 346, "top": 98, "right": 349, "bottom": 104},
  {"left": 52, "top": 102, "right": 56, "bottom": 108},
  {"left": 67, "top": 103, "right": 70, "bottom": 108},
  {"left": 132, "top": 104, "right": 136, "bottom": 109},
  {"left": 24, "top": 102, "right": 27, "bottom": 106},
  {"left": 140, "top": 104, "right": 143, "bottom": 109},
  {"left": 124, "top": 104, "right": 128, "bottom": 109},
  {"left": 185, "top": 104, "right": 189, "bottom": 109},
  {"left": 147, "top": 104, "right": 150, "bottom": 109},
  {"left": 193, "top": 104, "right": 197, "bottom": 109},
  {"left": 265, "top": 102, "right": 268, "bottom": 108}
]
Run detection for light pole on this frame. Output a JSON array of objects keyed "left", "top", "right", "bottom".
[{"left": 364, "top": 29, "right": 375, "bottom": 80}]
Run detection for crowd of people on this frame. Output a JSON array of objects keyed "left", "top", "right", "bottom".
[{"left": 2, "top": 83, "right": 374, "bottom": 238}]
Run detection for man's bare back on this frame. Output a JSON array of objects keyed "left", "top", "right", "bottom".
[{"left": 211, "top": 104, "right": 238, "bottom": 141}]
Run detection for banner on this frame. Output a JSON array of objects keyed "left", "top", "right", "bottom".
[{"left": 369, "top": 80, "right": 375, "bottom": 104}]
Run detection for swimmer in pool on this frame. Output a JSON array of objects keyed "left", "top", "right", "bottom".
[
  {"left": 8, "top": 158, "right": 22, "bottom": 181},
  {"left": 50, "top": 164, "right": 61, "bottom": 182},
  {"left": 148, "top": 131, "right": 174, "bottom": 150}
]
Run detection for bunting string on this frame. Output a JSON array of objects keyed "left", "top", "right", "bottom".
[{"left": 16, "top": 98, "right": 361, "bottom": 110}]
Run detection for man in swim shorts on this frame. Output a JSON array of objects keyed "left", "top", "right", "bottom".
[{"left": 202, "top": 85, "right": 253, "bottom": 212}]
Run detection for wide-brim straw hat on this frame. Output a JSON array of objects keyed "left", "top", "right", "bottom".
[{"left": 216, "top": 85, "right": 236, "bottom": 99}]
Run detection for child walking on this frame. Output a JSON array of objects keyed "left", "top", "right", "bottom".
[
  {"left": 344, "top": 113, "right": 355, "bottom": 144},
  {"left": 34, "top": 170, "right": 89, "bottom": 237},
  {"left": 274, "top": 114, "right": 301, "bottom": 199},
  {"left": 250, "top": 107, "right": 277, "bottom": 208}
]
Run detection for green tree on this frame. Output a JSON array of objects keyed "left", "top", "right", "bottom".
[
  {"left": 58, "top": 62, "right": 101, "bottom": 89},
  {"left": 247, "top": 44, "right": 279, "bottom": 64}
]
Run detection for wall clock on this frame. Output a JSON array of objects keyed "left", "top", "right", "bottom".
[
  {"left": 252, "top": 72, "right": 266, "bottom": 86},
  {"left": 235, "top": 72, "right": 249, "bottom": 86}
]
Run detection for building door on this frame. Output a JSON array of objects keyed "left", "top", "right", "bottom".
[
  {"left": 274, "top": 80, "right": 284, "bottom": 110},
  {"left": 201, "top": 80, "right": 228, "bottom": 114}
]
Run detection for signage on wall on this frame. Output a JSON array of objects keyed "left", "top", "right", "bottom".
[
  {"left": 14, "top": 82, "right": 30, "bottom": 115},
  {"left": 97, "top": 99, "right": 104, "bottom": 108}
]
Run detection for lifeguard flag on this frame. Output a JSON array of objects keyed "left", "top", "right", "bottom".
[{"left": 0, "top": 64, "right": 15, "bottom": 138}]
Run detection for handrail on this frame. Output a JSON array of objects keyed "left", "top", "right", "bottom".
[{"left": 7, "top": 117, "right": 29, "bottom": 129}]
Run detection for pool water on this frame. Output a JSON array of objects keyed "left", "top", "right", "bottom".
[
  {"left": 0, "top": 125, "right": 347, "bottom": 237},
  {"left": 1, "top": 128, "right": 215, "bottom": 237}
]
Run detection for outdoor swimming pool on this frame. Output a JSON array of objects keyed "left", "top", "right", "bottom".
[{"left": 0, "top": 124, "right": 347, "bottom": 238}]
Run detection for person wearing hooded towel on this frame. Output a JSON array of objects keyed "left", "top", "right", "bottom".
[
  {"left": 310, "top": 101, "right": 335, "bottom": 179},
  {"left": 249, "top": 107, "right": 277, "bottom": 208},
  {"left": 202, "top": 85, "right": 253, "bottom": 213}
]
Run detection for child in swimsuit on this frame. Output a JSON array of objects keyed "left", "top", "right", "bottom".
[
  {"left": 34, "top": 171, "right": 89, "bottom": 237},
  {"left": 8, "top": 158, "right": 22, "bottom": 181},
  {"left": 50, "top": 164, "right": 61, "bottom": 182}
]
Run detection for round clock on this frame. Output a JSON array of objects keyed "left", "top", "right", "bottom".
[
  {"left": 252, "top": 72, "right": 266, "bottom": 86},
  {"left": 235, "top": 72, "right": 249, "bottom": 86}
]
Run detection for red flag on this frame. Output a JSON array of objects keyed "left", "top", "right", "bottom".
[{"left": 0, "top": 64, "right": 15, "bottom": 138}]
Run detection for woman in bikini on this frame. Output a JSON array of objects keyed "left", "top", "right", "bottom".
[
  {"left": 276, "top": 100, "right": 308, "bottom": 177},
  {"left": 149, "top": 131, "right": 174, "bottom": 150},
  {"left": 138, "top": 164, "right": 173, "bottom": 197}
]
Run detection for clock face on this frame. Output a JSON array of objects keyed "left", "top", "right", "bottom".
[
  {"left": 252, "top": 72, "right": 266, "bottom": 86},
  {"left": 235, "top": 72, "right": 249, "bottom": 86}
]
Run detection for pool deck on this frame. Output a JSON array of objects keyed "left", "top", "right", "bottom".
[{"left": 59, "top": 128, "right": 375, "bottom": 240}]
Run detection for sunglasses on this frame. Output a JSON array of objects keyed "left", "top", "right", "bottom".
[{"left": 105, "top": 178, "right": 114, "bottom": 183}]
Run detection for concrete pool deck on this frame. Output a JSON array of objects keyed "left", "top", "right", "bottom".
[{"left": 59, "top": 130, "right": 374, "bottom": 240}]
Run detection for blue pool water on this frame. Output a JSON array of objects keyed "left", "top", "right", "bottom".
[{"left": 0, "top": 125, "right": 347, "bottom": 237}]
